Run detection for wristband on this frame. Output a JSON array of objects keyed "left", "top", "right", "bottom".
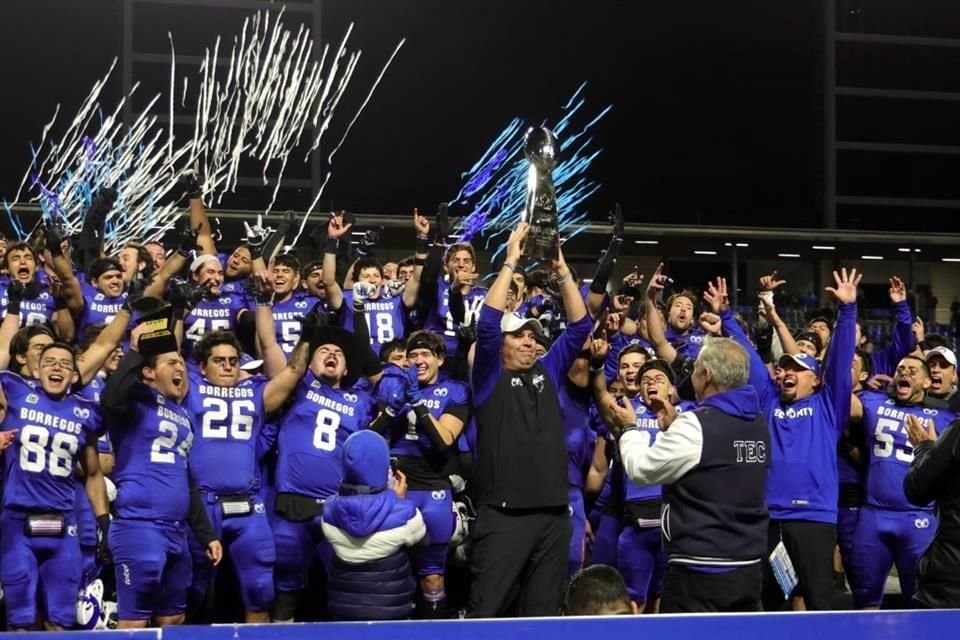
[
  {"left": 324, "top": 236, "right": 339, "bottom": 254},
  {"left": 556, "top": 272, "right": 573, "bottom": 285},
  {"left": 589, "top": 359, "right": 605, "bottom": 373},
  {"left": 412, "top": 403, "right": 430, "bottom": 418},
  {"left": 415, "top": 234, "right": 430, "bottom": 254},
  {"left": 503, "top": 261, "right": 517, "bottom": 272},
  {"left": 254, "top": 291, "right": 275, "bottom": 306},
  {"left": 414, "top": 256, "right": 426, "bottom": 266},
  {"left": 54, "top": 296, "right": 68, "bottom": 311}
]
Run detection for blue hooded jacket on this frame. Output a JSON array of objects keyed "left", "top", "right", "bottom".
[{"left": 321, "top": 431, "right": 425, "bottom": 621}]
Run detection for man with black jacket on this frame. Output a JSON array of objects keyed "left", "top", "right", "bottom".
[
  {"left": 609, "top": 337, "right": 770, "bottom": 612},
  {"left": 467, "top": 223, "right": 593, "bottom": 617},
  {"left": 905, "top": 411, "right": 960, "bottom": 607}
]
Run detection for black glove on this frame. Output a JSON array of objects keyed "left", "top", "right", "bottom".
[
  {"left": 96, "top": 514, "right": 111, "bottom": 565},
  {"left": 5, "top": 280, "right": 25, "bottom": 316},
  {"left": 356, "top": 227, "right": 382, "bottom": 258},
  {"left": 121, "top": 277, "right": 147, "bottom": 314},
  {"left": 245, "top": 279, "right": 274, "bottom": 305},
  {"left": 610, "top": 202, "right": 625, "bottom": 240},
  {"left": 180, "top": 169, "right": 203, "bottom": 200},
  {"left": 169, "top": 279, "right": 215, "bottom": 315},
  {"left": 281, "top": 210, "right": 301, "bottom": 249},
  {"left": 456, "top": 317, "right": 477, "bottom": 345},
  {"left": 296, "top": 301, "right": 330, "bottom": 349},
  {"left": 244, "top": 218, "right": 271, "bottom": 261},
  {"left": 539, "top": 296, "right": 560, "bottom": 316},
  {"left": 434, "top": 202, "right": 450, "bottom": 244},
  {"left": 44, "top": 220, "right": 68, "bottom": 258},
  {"left": 88, "top": 188, "right": 118, "bottom": 221},
  {"left": 177, "top": 219, "right": 200, "bottom": 258}
]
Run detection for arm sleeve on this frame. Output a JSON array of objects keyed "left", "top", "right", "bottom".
[
  {"left": 101, "top": 351, "right": 145, "bottom": 420},
  {"left": 871, "top": 300, "right": 914, "bottom": 377},
  {"left": 187, "top": 477, "right": 217, "bottom": 547},
  {"left": 471, "top": 304, "right": 505, "bottom": 406},
  {"left": 619, "top": 412, "right": 703, "bottom": 486},
  {"left": 823, "top": 302, "right": 857, "bottom": 429},
  {"left": 542, "top": 313, "right": 594, "bottom": 385},
  {"left": 904, "top": 421, "right": 960, "bottom": 505},
  {"left": 352, "top": 306, "right": 382, "bottom": 378},
  {"left": 721, "top": 308, "right": 775, "bottom": 404}
]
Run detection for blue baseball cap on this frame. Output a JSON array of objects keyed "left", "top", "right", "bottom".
[{"left": 778, "top": 352, "right": 822, "bottom": 378}]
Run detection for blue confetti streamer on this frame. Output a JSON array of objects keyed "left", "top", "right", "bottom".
[{"left": 450, "top": 82, "right": 611, "bottom": 264}]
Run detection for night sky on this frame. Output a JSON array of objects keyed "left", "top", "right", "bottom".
[{"left": 3, "top": 1, "right": 953, "bottom": 234}]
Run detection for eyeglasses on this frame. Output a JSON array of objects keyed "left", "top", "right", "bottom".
[{"left": 40, "top": 358, "right": 73, "bottom": 370}]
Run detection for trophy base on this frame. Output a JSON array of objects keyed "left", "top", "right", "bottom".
[{"left": 527, "top": 225, "right": 559, "bottom": 261}]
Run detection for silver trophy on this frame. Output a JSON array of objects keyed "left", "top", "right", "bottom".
[{"left": 523, "top": 126, "right": 560, "bottom": 260}]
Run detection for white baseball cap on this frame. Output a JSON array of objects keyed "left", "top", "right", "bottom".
[
  {"left": 500, "top": 312, "right": 544, "bottom": 336},
  {"left": 925, "top": 346, "right": 957, "bottom": 368}
]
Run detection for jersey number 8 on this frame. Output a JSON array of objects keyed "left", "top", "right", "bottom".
[{"left": 313, "top": 409, "right": 341, "bottom": 452}]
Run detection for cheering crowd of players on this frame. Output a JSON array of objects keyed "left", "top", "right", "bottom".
[{"left": 0, "top": 173, "right": 957, "bottom": 630}]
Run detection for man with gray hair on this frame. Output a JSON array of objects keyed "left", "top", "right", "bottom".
[{"left": 607, "top": 337, "right": 770, "bottom": 612}]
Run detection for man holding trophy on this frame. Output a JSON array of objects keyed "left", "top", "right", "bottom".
[{"left": 468, "top": 127, "right": 593, "bottom": 617}]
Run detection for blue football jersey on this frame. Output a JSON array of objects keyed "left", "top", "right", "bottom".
[
  {"left": 182, "top": 296, "right": 248, "bottom": 356},
  {"left": 0, "top": 372, "right": 101, "bottom": 512},
  {"left": 275, "top": 372, "right": 376, "bottom": 499},
  {"left": 385, "top": 379, "right": 471, "bottom": 458},
  {"left": 623, "top": 400, "right": 695, "bottom": 503},
  {"left": 77, "top": 287, "right": 127, "bottom": 337},
  {"left": 183, "top": 364, "right": 268, "bottom": 494},
  {"left": 861, "top": 391, "right": 957, "bottom": 510},
  {"left": 423, "top": 281, "right": 488, "bottom": 354},
  {"left": 272, "top": 293, "right": 321, "bottom": 355},
  {"left": 558, "top": 380, "right": 593, "bottom": 488},
  {"left": 108, "top": 383, "right": 195, "bottom": 521},
  {"left": 340, "top": 290, "right": 408, "bottom": 352},
  {"left": 0, "top": 280, "right": 57, "bottom": 328},
  {"left": 76, "top": 374, "right": 113, "bottom": 454}
]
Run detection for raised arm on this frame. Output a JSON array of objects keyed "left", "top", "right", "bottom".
[
  {"left": 472, "top": 224, "right": 527, "bottom": 403},
  {"left": 263, "top": 341, "right": 311, "bottom": 413},
  {"left": 541, "top": 241, "right": 593, "bottom": 382},
  {"left": 321, "top": 214, "right": 351, "bottom": 313},
  {"left": 713, "top": 277, "right": 774, "bottom": 399},
  {"left": 585, "top": 205, "right": 625, "bottom": 319},
  {"left": 644, "top": 263, "right": 677, "bottom": 363},
  {"left": 44, "top": 224, "right": 84, "bottom": 316},
  {"left": 401, "top": 209, "right": 431, "bottom": 309},
  {"left": 181, "top": 171, "right": 217, "bottom": 256},
  {"left": 822, "top": 268, "right": 860, "bottom": 426},
  {"left": 76, "top": 309, "right": 132, "bottom": 385},
  {"left": 870, "top": 276, "right": 914, "bottom": 376}
]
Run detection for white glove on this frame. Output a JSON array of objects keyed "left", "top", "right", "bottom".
[{"left": 353, "top": 281, "right": 376, "bottom": 302}]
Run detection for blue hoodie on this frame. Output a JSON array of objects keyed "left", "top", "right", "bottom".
[
  {"left": 321, "top": 431, "right": 426, "bottom": 621},
  {"left": 699, "top": 385, "right": 762, "bottom": 420},
  {"left": 721, "top": 304, "right": 856, "bottom": 524}
]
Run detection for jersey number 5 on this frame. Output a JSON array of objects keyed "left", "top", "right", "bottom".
[{"left": 872, "top": 417, "right": 913, "bottom": 463}]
